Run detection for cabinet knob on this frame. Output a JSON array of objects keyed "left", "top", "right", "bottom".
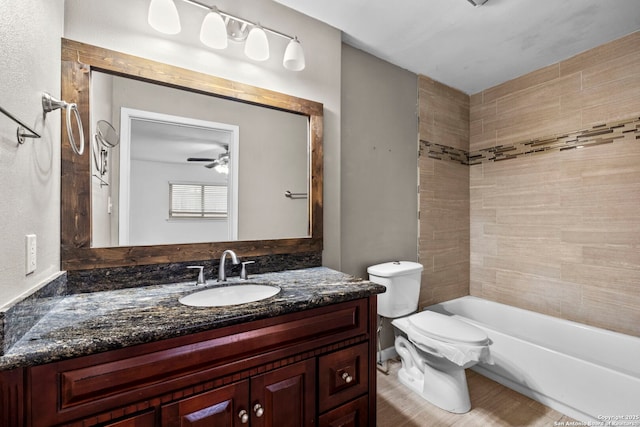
[
  {"left": 253, "top": 403, "right": 264, "bottom": 417},
  {"left": 238, "top": 409, "right": 249, "bottom": 424},
  {"left": 341, "top": 372, "right": 353, "bottom": 383}
]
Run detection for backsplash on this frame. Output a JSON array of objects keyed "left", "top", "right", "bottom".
[
  {"left": 1, "top": 273, "right": 67, "bottom": 355},
  {"left": 66, "top": 251, "right": 322, "bottom": 293}
]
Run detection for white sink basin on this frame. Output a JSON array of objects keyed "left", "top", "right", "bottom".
[{"left": 179, "top": 284, "right": 281, "bottom": 307}]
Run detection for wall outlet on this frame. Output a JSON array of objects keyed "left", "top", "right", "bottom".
[{"left": 26, "top": 234, "right": 36, "bottom": 275}]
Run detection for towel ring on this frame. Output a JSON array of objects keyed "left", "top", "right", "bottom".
[
  {"left": 42, "top": 93, "right": 85, "bottom": 156},
  {"left": 66, "top": 103, "right": 84, "bottom": 155}
]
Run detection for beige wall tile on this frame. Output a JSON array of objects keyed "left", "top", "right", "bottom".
[
  {"left": 470, "top": 92, "right": 483, "bottom": 107},
  {"left": 582, "top": 285, "right": 640, "bottom": 336},
  {"left": 495, "top": 111, "right": 583, "bottom": 147},
  {"left": 561, "top": 75, "right": 640, "bottom": 112},
  {"left": 560, "top": 31, "right": 640, "bottom": 77},
  {"left": 470, "top": 99, "right": 497, "bottom": 121},
  {"left": 418, "top": 75, "right": 470, "bottom": 307},
  {"left": 581, "top": 96, "right": 640, "bottom": 126},
  {"left": 496, "top": 73, "right": 581, "bottom": 116},
  {"left": 581, "top": 49, "right": 640, "bottom": 89},
  {"left": 470, "top": 119, "right": 483, "bottom": 137},
  {"left": 583, "top": 246, "right": 640, "bottom": 270},
  {"left": 432, "top": 33, "right": 640, "bottom": 337},
  {"left": 482, "top": 63, "right": 560, "bottom": 104},
  {"left": 470, "top": 129, "right": 497, "bottom": 151}
]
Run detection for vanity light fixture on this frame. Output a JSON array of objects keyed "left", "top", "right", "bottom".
[{"left": 147, "top": 0, "right": 306, "bottom": 71}]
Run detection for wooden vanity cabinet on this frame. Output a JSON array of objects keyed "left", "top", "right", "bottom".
[{"left": 18, "top": 297, "right": 377, "bottom": 427}]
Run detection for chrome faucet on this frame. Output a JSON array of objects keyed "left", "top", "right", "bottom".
[{"left": 218, "top": 249, "right": 240, "bottom": 281}]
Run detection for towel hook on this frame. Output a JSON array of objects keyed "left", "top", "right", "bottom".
[{"left": 42, "top": 92, "right": 85, "bottom": 156}]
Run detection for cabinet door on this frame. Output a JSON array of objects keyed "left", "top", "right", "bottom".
[
  {"left": 0, "top": 368, "right": 24, "bottom": 427},
  {"left": 161, "top": 380, "right": 249, "bottom": 427},
  {"left": 250, "top": 359, "right": 316, "bottom": 427}
]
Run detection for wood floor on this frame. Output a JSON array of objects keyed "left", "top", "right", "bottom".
[{"left": 376, "top": 359, "right": 577, "bottom": 426}]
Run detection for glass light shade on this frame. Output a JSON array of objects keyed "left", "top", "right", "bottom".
[
  {"left": 200, "top": 10, "right": 228, "bottom": 49},
  {"left": 214, "top": 163, "right": 229, "bottom": 174},
  {"left": 283, "top": 38, "right": 305, "bottom": 71},
  {"left": 148, "top": 0, "right": 181, "bottom": 35},
  {"left": 244, "top": 26, "right": 270, "bottom": 61}
]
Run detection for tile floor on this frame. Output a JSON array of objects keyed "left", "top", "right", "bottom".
[{"left": 376, "top": 359, "right": 577, "bottom": 426}]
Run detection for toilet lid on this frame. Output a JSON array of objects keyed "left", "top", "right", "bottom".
[{"left": 408, "top": 311, "right": 488, "bottom": 345}]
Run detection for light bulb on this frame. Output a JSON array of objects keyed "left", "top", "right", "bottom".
[
  {"left": 148, "top": 0, "right": 181, "bottom": 35},
  {"left": 244, "top": 26, "right": 269, "bottom": 61},
  {"left": 200, "top": 9, "right": 228, "bottom": 49},
  {"left": 214, "top": 163, "right": 229, "bottom": 174},
  {"left": 283, "top": 37, "right": 305, "bottom": 71}
]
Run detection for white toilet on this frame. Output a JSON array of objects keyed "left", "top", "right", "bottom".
[{"left": 368, "top": 261, "right": 492, "bottom": 414}]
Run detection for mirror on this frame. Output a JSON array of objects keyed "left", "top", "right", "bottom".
[
  {"left": 90, "top": 71, "right": 310, "bottom": 248},
  {"left": 61, "top": 39, "right": 323, "bottom": 270}
]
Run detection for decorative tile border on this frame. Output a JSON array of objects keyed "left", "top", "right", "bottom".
[
  {"left": 420, "top": 116, "right": 640, "bottom": 166},
  {"left": 421, "top": 142, "right": 469, "bottom": 165}
]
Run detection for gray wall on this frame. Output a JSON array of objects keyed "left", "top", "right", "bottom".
[
  {"left": 340, "top": 44, "right": 419, "bottom": 280},
  {"left": 0, "top": 0, "right": 64, "bottom": 308}
]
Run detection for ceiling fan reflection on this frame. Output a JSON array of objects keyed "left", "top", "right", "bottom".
[{"left": 187, "top": 152, "right": 230, "bottom": 173}]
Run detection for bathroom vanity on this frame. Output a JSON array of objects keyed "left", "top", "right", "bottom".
[
  {"left": 0, "top": 268, "right": 384, "bottom": 426},
  {"left": 0, "top": 38, "right": 386, "bottom": 426}
]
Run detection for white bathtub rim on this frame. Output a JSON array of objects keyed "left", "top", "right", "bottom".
[
  {"left": 428, "top": 296, "right": 640, "bottom": 379},
  {"left": 427, "top": 296, "right": 640, "bottom": 424},
  {"left": 449, "top": 312, "right": 639, "bottom": 381}
]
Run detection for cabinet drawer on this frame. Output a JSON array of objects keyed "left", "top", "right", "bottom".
[
  {"left": 103, "top": 410, "right": 156, "bottom": 427},
  {"left": 318, "top": 395, "right": 368, "bottom": 427},
  {"left": 318, "top": 342, "right": 368, "bottom": 413}
]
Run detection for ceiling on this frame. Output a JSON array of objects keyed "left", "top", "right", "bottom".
[
  {"left": 272, "top": 0, "right": 640, "bottom": 94},
  {"left": 131, "top": 119, "right": 230, "bottom": 164}
]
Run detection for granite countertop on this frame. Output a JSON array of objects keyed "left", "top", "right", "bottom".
[{"left": 0, "top": 267, "right": 385, "bottom": 370}]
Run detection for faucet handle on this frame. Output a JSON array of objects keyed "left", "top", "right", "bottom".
[
  {"left": 187, "top": 266, "right": 206, "bottom": 285},
  {"left": 240, "top": 261, "right": 255, "bottom": 280}
]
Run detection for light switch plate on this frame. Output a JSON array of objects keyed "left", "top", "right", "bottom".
[{"left": 26, "top": 234, "right": 36, "bottom": 275}]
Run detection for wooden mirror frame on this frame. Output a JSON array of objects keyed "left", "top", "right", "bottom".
[{"left": 61, "top": 39, "right": 323, "bottom": 271}]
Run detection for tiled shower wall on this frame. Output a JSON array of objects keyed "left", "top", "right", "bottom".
[
  {"left": 418, "top": 76, "right": 470, "bottom": 309},
  {"left": 469, "top": 32, "right": 640, "bottom": 337}
]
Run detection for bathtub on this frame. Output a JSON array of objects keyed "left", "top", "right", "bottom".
[{"left": 426, "top": 296, "right": 640, "bottom": 424}]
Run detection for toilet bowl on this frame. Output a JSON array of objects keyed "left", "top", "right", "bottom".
[
  {"left": 392, "top": 311, "right": 492, "bottom": 413},
  {"left": 368, "top": 261, "right": 492, "bottom": 414}
]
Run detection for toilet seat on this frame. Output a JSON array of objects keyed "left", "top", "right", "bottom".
[{"left": 408, "top": 311, "right": 489, "bottom": 345}]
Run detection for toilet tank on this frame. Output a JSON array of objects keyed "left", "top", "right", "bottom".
[{"left": 368, "top": 261, "right": 423, "bottom": 318}]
